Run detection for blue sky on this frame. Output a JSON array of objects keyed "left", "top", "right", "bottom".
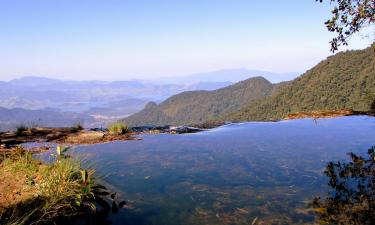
[{"left": 0, "top": 0, "right": 372, "bottom": 81}]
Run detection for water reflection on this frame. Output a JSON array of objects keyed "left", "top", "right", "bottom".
[{"left": 71, "top": 116, "right": 375, "bottom": 224}]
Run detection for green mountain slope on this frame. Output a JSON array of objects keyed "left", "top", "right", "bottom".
[
  {"left": 124, "top": 47, "right": 374, "bottom": 126},
  {"left": 226, "top": 47, "right": 375, "bottom": 121},
  {"left": 123, "top": 77, "right": 277, "bottom": 126}
]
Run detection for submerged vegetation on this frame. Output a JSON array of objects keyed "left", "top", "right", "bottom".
[
  {"left": 312, "top": 146, "right": 375, "bottom": 224},
  {"left": 0, "top": 146, "right": 126, "bottom": 225}
]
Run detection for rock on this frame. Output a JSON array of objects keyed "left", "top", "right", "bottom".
[
  {"left": 169, "top": 126, "right": 203, "bottom": 134},
  {"left": 90, "top": 127, "right": 108, "bottom": 132}
]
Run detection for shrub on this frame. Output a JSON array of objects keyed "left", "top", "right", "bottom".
[
  {"left": 107, "top": 123, "right": 129, "bottom": 135},
  {"left": 71, "top": 122, "right": 83, "bottom": 132},
  {"left": 15, "top": 125, "right": 28, "bottom": 136}
]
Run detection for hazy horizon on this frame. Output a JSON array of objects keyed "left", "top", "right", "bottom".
[
  {"left": 0, "top": 67, "right": 301, "bottom": 83},
  {"left": 0, "top": 0, "right": 373, "bottom": 81}
]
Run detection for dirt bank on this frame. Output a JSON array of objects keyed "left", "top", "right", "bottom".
[{"left": 284, "top": 109, "right": 373, "bottom": 120}]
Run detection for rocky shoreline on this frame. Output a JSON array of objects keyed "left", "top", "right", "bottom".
[
  {"left": 1, "top": 110, "right": 373, "bottom": 153},
  {"left": 284, "top": 109, "right": 374, "bottom": 120},
  {"left": 0, "top": 125, "right": 205, "bottom": 153},
  {"left": 131, "top": 125, "right": 204, "bottom": 134},
  {"left": 0, "top": 127, "right": 136, "bottom": 153}
]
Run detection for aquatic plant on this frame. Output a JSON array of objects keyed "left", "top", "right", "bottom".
[
  {"left": 78, "top": 169, "right": 127, "bottom": 215},
  {"left": 56, "top": 145, "right": 69, "bottom": 157},
  {"left": 54, "top": 145, "right": 70, "bottom": 163}
]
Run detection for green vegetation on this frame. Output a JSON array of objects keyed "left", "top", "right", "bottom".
[
  {"left": 311, "top": 146, "right": 375, "bottom": 224},
  {"left": 317, "top": 0, "right": 374, "bottom": 52},
  {"left": 108, "top": 122, "right": 130, "bottom": 135},
  {"left": 15, "top": 125, "right": 28, "bottom": 136},
  {"left": 124, "top": 47, "right": 374, "bottom": 126},
  {"left": 226, "top": 47, "right": 375, "bottom": 122},
  {"left": 123, "top": 77, "right": 276, "bottom": 126},
  {"left": 71, "top": 122, "right": 83, "bottom": 132},
  {"left": 0, "top": 146, "right": 125, "bottom": 225}
]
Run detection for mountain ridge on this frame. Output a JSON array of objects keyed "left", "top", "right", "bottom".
[
  {"left": 224, "top": 47, "right": 375, "bottom": 122},
  {"left": 156, "top": 68, "right": 299, "bottom": 84},
  {"left": 123, "top": 76, "right": 279, "bottom": 126},
  {"left": 124, "top": 47, "right": 375, "bottom": 126},
  {"left": 0, "top": 107, "right": 95, "bottom": 131}
]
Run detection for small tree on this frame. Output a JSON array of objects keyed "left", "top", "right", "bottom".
[
  {"left": 311, "top": 146, "right": 375, "bottom": 224},
  {"left": 317, "top": 0, "right": 374, "bottom": 52}
]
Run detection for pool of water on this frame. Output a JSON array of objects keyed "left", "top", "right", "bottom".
[{"left": 56, "top": 116, "right": 375, "bottom": 224}]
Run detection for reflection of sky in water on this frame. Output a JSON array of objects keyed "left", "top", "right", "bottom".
[{"left": 64, "top": 116, "right": 375, "bottom": 224}]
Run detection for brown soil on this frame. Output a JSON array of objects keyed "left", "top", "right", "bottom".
[
  {"left": 0, "top": 161, "right": 40, "bottom": 215},
  {"left": 61, "top": 130, "right": 138, "bottom": 145}
]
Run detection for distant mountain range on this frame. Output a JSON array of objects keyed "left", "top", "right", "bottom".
[
  {"left": 0, "top": 107, "right": 95, "bottom": 131},
  {"left": 0, "top": 77, "right": 232, "bottom": 124},
  {"left": 1, "top": 68, "right": 299, "bottom": 130},
  {"left": 124, "top": 47, "right": 374, "bottom": 126},
  {"left": 156, "top": 68, "right": 299, "bottom": 84}
]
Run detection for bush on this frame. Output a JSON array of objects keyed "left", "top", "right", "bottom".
[
  {"left": 71, "top": 122, "right": 83, "bottom": 132},
  {"left": 15, "top": 125, "right": 28, "bottom": 136},
  {"left": 107, "top": 123, "right": 129, "bottom": 135}
]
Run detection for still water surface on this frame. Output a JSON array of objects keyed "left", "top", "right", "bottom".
[{"left": 71, "top": 116, "right": 375, "bottom": 224}]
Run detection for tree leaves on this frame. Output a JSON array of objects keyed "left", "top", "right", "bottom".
[{"left": 317, "top": 0, "right": 375, "bottom": 52}]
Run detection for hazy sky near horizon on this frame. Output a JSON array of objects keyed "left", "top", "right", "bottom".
[{"left": 0, "top": 0, "right": 373, "bottom": 81}]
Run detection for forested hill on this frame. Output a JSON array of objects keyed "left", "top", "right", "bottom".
[
  {"left": 225, "top": 47, "right": 375, "bottom": 122},
  {"left": 124, "top": 47, "right": 374, "bottom": 127},
  {"left": 123, "top": 77, "right": 278, "bottom": 126}
]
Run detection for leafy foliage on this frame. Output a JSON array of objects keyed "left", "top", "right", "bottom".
[
  {"left": 317, "top": 0, "right": 375, "bottom": 52},
  {"left": 311, "top": 146, "right": 375, "bottom": 224}
]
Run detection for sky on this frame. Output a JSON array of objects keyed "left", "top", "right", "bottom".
[{"left": 0, "top": 0, "right": 373, "bottom": 81}]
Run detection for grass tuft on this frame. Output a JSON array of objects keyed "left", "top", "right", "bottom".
[
  {"left": 0, "top": 146, "right": 111, "bottom": 225},
  {"left": 107, "top": 122, "right": 129, "bottom": 135},
  {"left": 15, "top": 125, "right": 28, "bottom": 136},
  {"left": 71, "top": 122, "right": 83, "bottom": 132}
]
